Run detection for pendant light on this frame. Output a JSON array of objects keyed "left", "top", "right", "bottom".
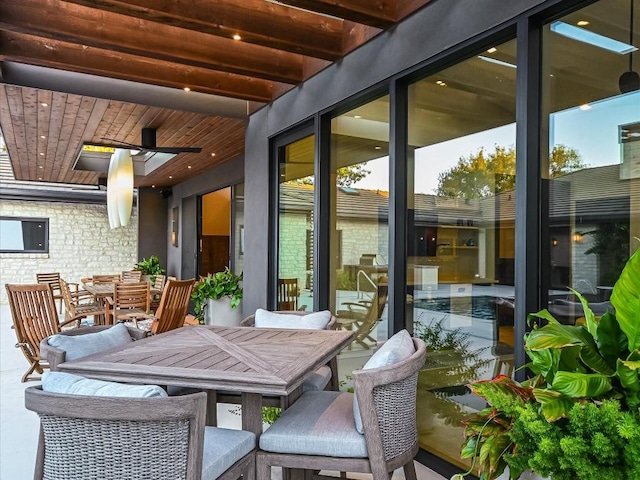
[
  {"left": 619, "top": 0, "right": 640, "bottom": 93},
  {"left": 106, "top": 148, "right": 134, "bottom": 229}
]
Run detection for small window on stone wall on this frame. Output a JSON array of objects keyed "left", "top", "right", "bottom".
[{"left": 0, "top": 217, "right": 49, "bottom": 253}]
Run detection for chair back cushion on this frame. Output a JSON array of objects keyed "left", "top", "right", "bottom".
[
  {"left": 255, "top": 309, "right": 331, "bottom": 330},
  {"left": 43, "top": 371, "right": 168, "bottom": 398},
  {"left": 47, "top": 322, "right": 133, "bottom": 361},
  {"left": 353, "top": 329, "right": 415, "bottom": 433}
]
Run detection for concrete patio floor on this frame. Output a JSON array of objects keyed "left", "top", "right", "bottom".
[{"left": 0, "top": 304, "right": 445, "bottom": 480}]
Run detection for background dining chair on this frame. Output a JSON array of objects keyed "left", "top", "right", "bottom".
[
  {"left": 150, "top": 278, "right": 195, "bottom": 334},
  {"left": 277, "top": 278, "right": 299, "bottom": 311},
  {"left": 105, "top": 281, "right": 150, "bottom": 325},
  {"left": 150, "top": 274, "right": 167, "bottom": 311},
  {"left": 336, "top": 283, "right": 388, "bottom": 349},
  {"left": 36, "top": 272, "right": 64, "bottom": 313},
  {"left": 121, "top": 270, "right": 143, "bottom": 282},
  {"left": 91, "top": 274, "right": 122, "bottom": 284},
  {"left": 5, "top": 283, "right": 60, "bottom": 382},
  {"left": 25, "top": 387, "right": 256, "bottom": 480},
  {"left": 257, "top": 335, "right": 426, "bottom": 480},
  {"left": 59, "top": 279, "right": 105, "bottom": 328}
]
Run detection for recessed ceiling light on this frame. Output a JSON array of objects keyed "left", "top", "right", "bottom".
[
  {"left": 39, "top": 152, "right": 44, "bottom": 156},
  {"left": 183, "top": 87, "right": 191, "bottom": 92},
  {"left": 38, "top": 177, "right": 43, "bottom": 181},
  {"left": 579, "top": 103, "right": 592, "bottom": 111},
  {"left": 40, "top": 135, "right": 46, "bottom": 139},
  {"left": 39, "top": 165, "right": 43, "bottom": 169},
  {"left": 188, "top": 165, "right": 192, "bottom": 169},
  {"left": 152, "top": 185, "right": 156, "bottom": 188},
  {"left": 487, "top": 47, "right": 497, "bottom": 53},
  {"left": 233, "top": 34, "right": 242, "bottom": 41},
  {"left": 551, "top": 21, "right": 637, "bottom": 54},
  {"left": 40, "top": 102, "right": 48, "bottom": 107},
  {"left": 374, "top": 146, "right": 381, "bottom": 150},
  {"left": 577, "top": 20, "right": 590, "bottom": 26},
  {"left": 436, "top": 80, "right": 447, "bottom": 86},
  {"left": 169, "top": 175, "right": 173, "bottom": 179},
  {"left": 354, "top": 115, "right": 362, "bottom": 119},
  {"left": 211, "top": 153, "right": 216, "bottom": 157}
]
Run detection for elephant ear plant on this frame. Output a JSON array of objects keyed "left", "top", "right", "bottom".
[{"left": 455, "top": 244, "right": 640, "bottom": 480}]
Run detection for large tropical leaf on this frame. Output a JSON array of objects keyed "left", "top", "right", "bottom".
[
  {"left": 610, "top": 246, "right": 640, "bottom": 351},
  {"left": 528, "top": 309, "right": 561, "bottom": 326},
  {"left": 551, "top": 371, "right": 612, "bottom": 398},
  {"left": 533, "top": 388, "right": 575, "bottom": 421},
  {"left": 597, "top": 312, "right": 629, "bottom": 368},
  {"left": 572, "top": 288, "right": 598, "bottom": 339},
  {"left": 469, "top": 375, "right": 533, "bottom": 406},
  {"left": 617, "top": 350, "right": 640, "bottom": 409}
]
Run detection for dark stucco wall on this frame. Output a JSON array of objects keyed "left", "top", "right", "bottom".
[
  {"left": 138, "top": 187, "right": 168, "bottom": 268},
  {"left": 243, "top": 0, "right": 550, "bottom": 314}
]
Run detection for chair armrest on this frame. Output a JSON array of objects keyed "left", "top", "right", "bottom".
[{"left": 40, "top": 338, "right": 66, "bottom": 371}]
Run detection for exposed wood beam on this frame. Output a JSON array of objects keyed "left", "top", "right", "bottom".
[
  {"left": 0, "top": 31, "right": 277, "bottom": 102},
  {"left": 59, "top": 0, "right": 344, "bottom": 61},
  {"left": 1, "top": 0, "right": 304, "bottom": 85},
  {"left": 275, "top": 0, "right": 396, "bottom": 29}
]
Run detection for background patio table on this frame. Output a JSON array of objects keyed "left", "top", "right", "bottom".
[
  {"left": 82, "top": 283, "right": 163, "bottom": 298},
  {"left": 57, "top": 325, "right": 353, "bottom": 437}
]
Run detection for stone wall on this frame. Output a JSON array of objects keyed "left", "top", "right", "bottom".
[{"left": 0, "top": 200, "right": 137, "bottom": 304}]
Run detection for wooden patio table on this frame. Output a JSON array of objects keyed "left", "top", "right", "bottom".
[
  {"left": 58, "top": 325, "right": 353, "bottom": 439},
  {"left": 82, "top": 282, "right": 163, "bottom": 298}
]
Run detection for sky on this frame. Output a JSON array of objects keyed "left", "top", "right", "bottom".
[{"left": 351, "top": 91, "right": 640, "bottom": 194}]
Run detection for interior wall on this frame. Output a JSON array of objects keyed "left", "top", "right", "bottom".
[
  {"left": 137, "top": 187, "right": 168, "bottom": 269},
  {"left": 202, "top": 188, "right": 231, "bottom": 235},
  {"left": 166, "top": 155, "right": 243, "bottom": 282},
  {"left": 243, "top": 0, "right": 549, "bottom": 314}
]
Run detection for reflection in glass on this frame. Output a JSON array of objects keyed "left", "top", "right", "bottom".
[
  {"left": 330, "top": 95, "right": 390, "bottom": 367},
  {"left": 407, "top": 39, "right": 517, "bottom": 468},
  {"left": 278, "top": 135, "right": 315, "bottom": 311},
  {"left": 232, "top": 183, "right": 244, "bottom": 275},
  {"left": 543, "top": 0, "right": 640, "bottom": 324}
]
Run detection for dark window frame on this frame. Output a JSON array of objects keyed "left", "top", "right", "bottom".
[{"left": 0, "top": 216, "right": 49, "bottom": 253}]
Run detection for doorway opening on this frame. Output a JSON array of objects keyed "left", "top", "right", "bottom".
[{"left": 200, "top": 187, "right": 232, "bottom": 277}]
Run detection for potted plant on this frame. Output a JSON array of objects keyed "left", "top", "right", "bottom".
[
  {"left": 191, "top": 267, "right": 243, "bottom": 326},
  {"left": 134, "top": 255, "right": 166, "bottom": 283},
  {"left": 455, "top": 244, "right": 640, "bottom": 480}
]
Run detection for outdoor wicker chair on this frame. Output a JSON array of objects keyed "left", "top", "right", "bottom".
[
  {"left": 256, "top": 336, "right": 426, "bottom": 480},
  {"left": 25, "top": 387, "right": 256, "bottom": 480},
  {"left": 5, "top": 283, "right": 60, "bottom": 382}
]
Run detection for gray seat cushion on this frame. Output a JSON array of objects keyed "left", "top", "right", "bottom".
[
  {"left": 42, "top": 371, "right": 167, "bottom": 398},
  {"left": 202, "top": 427, "right": 255, "bottom": 480},
  {"left": 47, "top": 323, "right": 133, "bottom": 361},
  {"left": 303, "top": 365, "right": 332, "bottom": 392},
  {"left": 259, "top": 391, "right": 367, "bottom": 458}
]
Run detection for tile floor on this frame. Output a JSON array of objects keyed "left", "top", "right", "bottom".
[{"left": 0, "top": 304, "right": 445, "bottom": 480}]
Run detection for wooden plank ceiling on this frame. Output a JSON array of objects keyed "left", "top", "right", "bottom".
[{"left": 0, "top": 0, "right": 432, "bottom": 187}]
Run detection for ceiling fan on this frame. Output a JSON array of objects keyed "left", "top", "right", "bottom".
[{"left": 103, "top": 127, "right": 202, "bottom": 155}]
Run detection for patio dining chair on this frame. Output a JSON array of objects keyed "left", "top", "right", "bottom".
[
  {"left": 25, "top": 386, "right": 256, "bottom": 480},
  {"left": 36, "top": 272, "right": 63, "bottom": 313},
  {"left": 336, "top": 284, "right": 388, "bottom": 349},
  {"left": 105, "top": 281, "right": 150, "bottom": 325},
  {"left": 121, "top": 270, "right": 143, "bottom": 282},
  {"left": 257, "top": 332, "right": 426, "bottom": 480},
  {"left": 150, "top": 278, "right": 195, "bottom": 334},
  {"left": 277, "top": 278, "right": 298, "bottom": 311},
  {"left": 59, "top": 279, "right": 105, "bottom": 328},
  {"left": 5, "top": 283, "right": 60, "bottom": 382}
]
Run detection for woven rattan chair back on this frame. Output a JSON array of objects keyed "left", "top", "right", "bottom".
[
  {"left": 152, "top": 279, "right": 195, "bottom": 334},
  {"left": 353, "top": 337, "right": 426, "bottom": 476},
  {"left": 106, "top": 281, "right": 150, "bottom": 324},
  {"left": 121, "top": 270, "right": 143, "bottom": 282},
  {"left": 5, "top": 284, "right": 61, "bottom": 382},
  {"left": 36, "top": 273, "right": 63, "bottom": 312},
  {"left": 25, "top": 386, "right": 207, "bottom": 480}
]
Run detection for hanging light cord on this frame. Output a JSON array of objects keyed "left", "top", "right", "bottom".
[{"left": 630, "top": 0, "right": 635, "bottom": 71}]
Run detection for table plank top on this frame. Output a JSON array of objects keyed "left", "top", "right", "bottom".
[{"left": 58, "top": 325, "right": 353, "bottom": 395}]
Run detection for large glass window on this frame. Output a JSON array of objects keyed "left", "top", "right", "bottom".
[
  {"left": 330, "top": 95, "right": 390, "bottom": 363},
  {"left": 0, "top": 217, "right": 48, "bottom": 253},
  {"left": 278, "top": 135, "right": 315, "bottom": 311},
  {"left": 542, "top": 0, "right": 640, "bottom": 320},
  {"left": 406, "top": 39, "right": 517, "bottom": 468}
]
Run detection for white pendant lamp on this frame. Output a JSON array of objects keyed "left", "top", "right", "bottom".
[{"left": 106, "top": 148, "right": 134, "bottom": 229}]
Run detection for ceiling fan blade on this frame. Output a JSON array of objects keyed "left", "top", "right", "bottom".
[
  {"left": 148, "top": 147, "right": 203, "bottom": 154},
  {"left": 101, "top": 137, "right": 140, "bottom": 149}
]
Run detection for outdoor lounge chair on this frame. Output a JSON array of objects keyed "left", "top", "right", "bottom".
[
  {"left": 25, "top": 387, "right": 256, "bottom": 480},
  {"left": 256, "top": 334, "right": 426, "bottom": 480},
  {"left": 336, "top": 284, "right": 388, "bottom": 349},
  {"left": 6, "top": 283, "right": 60, "bottom": 382}
]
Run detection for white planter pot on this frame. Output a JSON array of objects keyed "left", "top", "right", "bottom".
[{"left": 204, "top": 297, "right": 243, "bottom": 326}]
